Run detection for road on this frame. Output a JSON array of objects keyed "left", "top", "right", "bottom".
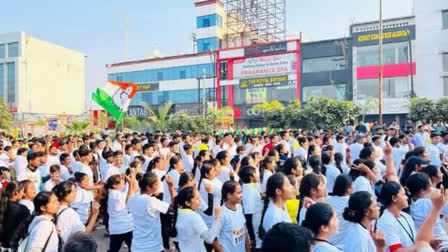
[{"left": 91, "top": 225, "right": 127, "bottom": 252}]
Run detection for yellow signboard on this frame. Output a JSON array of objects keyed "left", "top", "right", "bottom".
[
  {"left": 240, "top": 75, "right": 289, "bottom": 89},
  {"left": 357, "top": 30, "right": 410, "bottom": 42}
]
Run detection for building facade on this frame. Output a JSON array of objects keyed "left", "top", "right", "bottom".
[
  {"left": 414, "top": 0, "right": 448, "bottom": 99},
  {"left": 351, "top": 17, "right": 416, "bottom": 123},
  {"left": 195, "top": 0, "right": 226, "bottom": 53},
  {"left": 0, "top": 32, "right": 86, "bottom": 117}
]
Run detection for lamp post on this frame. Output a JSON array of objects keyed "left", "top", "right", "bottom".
[{"left": 378, "top": 0, "right": 384, "bottom": 125}]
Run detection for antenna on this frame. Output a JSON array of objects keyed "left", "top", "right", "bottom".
[{"left": 124, "top": 13, "right": 129, "bottom": 61}]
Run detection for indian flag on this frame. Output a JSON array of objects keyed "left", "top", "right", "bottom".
[{"left": 92, "top": 80, "right": 138, "bottom": 122}]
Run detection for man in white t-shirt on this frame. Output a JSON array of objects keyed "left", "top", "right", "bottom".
[
  {"left": 349, "top": 135, "right": 366, "bottom": 160},
  {"left": 294, "top": 136, "right": 308, "bottom": 160}
]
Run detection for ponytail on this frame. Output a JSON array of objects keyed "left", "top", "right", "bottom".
[
  {"left": 170, "top": 187, "right": 195, "bottom": 238},
  {"left": 198, "top": 161, "right": 214, "bottom": 191},
  {"left": 259, "top": 173, "right": 286, "bottom": 240},
  {"left": 100, "top": 174, "right": 121, "bottom": 217},
  {"left": 162, "top": 155, "right": 181, "bottom": 182},
  {"left": 334, "top": 153, "right": 344, "bottom": 174},
  {"left": 0, "top": 181, "right": 22, "bottom": 238}
]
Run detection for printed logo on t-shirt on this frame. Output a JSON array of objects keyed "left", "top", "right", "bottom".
[{"left": 232, "top": 226, "right": 245, "bottom": 245}]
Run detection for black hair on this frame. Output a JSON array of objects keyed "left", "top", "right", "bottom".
[
  {"left": 63, "top": 231, "right": 97, "bottom": 252},
  {"left": 27, "top": 151, "right": 42, "bottom": 162},
  {"left": 221, "top": 180, "right": 239, "bottom": 205},
  {"left": 308, "top": 155, "right": 322, "bottom": 174},
  {"left": 297, "top": 173, "right": 322, "bottom": 224},
  {"left": 17, "top": 147, "right": 28, "bottom": 156},
  {"left": 198, "top": 160, "right": 215, "bottom": 190},
  {"left": 421, "top": 165, "right": 441, "bottom": 184},
  {"left": 298, "top": 136, "right": 307, "bottom": 146},
  {"left": 49, "top": 164, "right": 60, "bottom": 173},
  {"left": 240, "top": 156, "right": 252, "bottom": 167},
  {"left": 142, "top": 143, "right": 154, "bottom": 154},
  {"left": 53, "top": 181, "right": 75, "bottom": 202},
  {"left": 74, "top": 172, "right": 88, "bottom": 183},
  {"left": 400, "top": 157, "right": 420, "bottom": 186},
  {"left": 162, "top": 155, "right": 182, "bottom": 182},
  {"left": 138, "top": 172, "right": 159, "bottom": 193},
  {"left": 332, "top": 174, "right": 353, "bottom": 197},
  {"left": 283, "top": 157, "right": 300, "bottom": 176},
  {"left": 59, "top": 153, "right": 70, "bottom": 164},
  {"left": 307, "top": 144, "right": 317, "bottom": 160},
  {"left": 112, "top": 150, "right": 123, "bottom": 157},
  {"left": 412, "top": 146, "right": 426, "bottom": 158},
  {"left": 259, "top": 173, "right": 287, "bottom": 239},
  {"left": 343, "top": 191, "right": 374, "bottom": 223},
  {"left": 170, "top": 187, "right": 196, "bottom": 237},
  {"left": 406, "top": 173, "right": 431, "bottom": 200},
  {"left": 216, "top": 151, "right": 229, "bottom": 164},
  {"left": 0, "top": 181, "right": 23, "bottom": 238},
  {"left": 192, "top": 150, "right": 208, "bottom": 177},
  {"left": 179, "top": 172, "right": 195, "bottom": 188},
  {"left": 238, "top": 166, "right": 257, "bottom": 184},
  {"left": 302, "top": 203, "right": 335, "bottom": 235},
  {"left": 146, "top": 157, "right": 161, "bottom": 173},
  {"left": 334, "top": 152, "right": 344, "bottom": 174},
  {"left": 321, "top": 151, "right": 331, "bottom": 175},
  {"left": 378, "top": 182, "right": 402, "bottom": 208},
  {"left": 100, "top": 174, "right": 122, "bottom": 217},
  {"left": 297, "top": 156, "right": 307, "bottom": 170},
  {"left": 359, "top": 147, "right": 375, "bottom": 160},
  {"left": 262, "top": 223, "right": 313, "bottom": 252},
  {"left": 259, "top": 156, "right": 275, "bottom": 184}
]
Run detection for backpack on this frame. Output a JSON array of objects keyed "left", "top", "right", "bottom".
[{"left": 17, "top": 218, "right": 54, "bottom": 252}]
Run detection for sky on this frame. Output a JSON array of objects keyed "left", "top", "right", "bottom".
[{"left": 0, "top": 0, "right": 413, "bottom": 110}]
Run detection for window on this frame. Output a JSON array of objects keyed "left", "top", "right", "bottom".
[
  {"left": 357, "top": 77, "right": 410, "bottom": 99},
  {"left": 356, "top": 42, "right": 410, "bottom": 66},
  {"left": 7, "top": 42, "right": 19, "bottom": 57},
  {"left": 444, "top": 77, "right": 448, "bottom": 96},
  {"left": 443, "top": 53, "right": 448, "bottom": 72},
  {"left": 197, "top": 14, "right": 219, "bottom": 28},
  {"left": 303, "top": 84, "right": 346, "bottom": 101},
  {"left": 197, "top": 37, "right": 218, "bottom": 52},
  {"left": 220, "top": 61, "right": 228, "bottom": 80},
  {"left": 0, "top": 44, "right": 4, "bottom": 58},
  {"left": 157, "top": 72, "right": 163, "bottom": 81},
  {"left": 180, "top": 70, "right": 186, "bottom": 79},
  {"left": 217, "top": 15, "right": 223, "bottom": 27},
  {"left": 6, "top": 62, "right": 15, "bottom": 104},
  {"left": 303, "top": 56, "right": 346, "bottom": 73},
  {"left": 443, "top": 10, "right": 448, "bottom": 30},
  {"left": 0, "top": 64, "right": 3, "bottom": 98}
]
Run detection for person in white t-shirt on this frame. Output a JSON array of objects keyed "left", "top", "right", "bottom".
[
  {"left": 182, "top": 143, "right": 194, "bottom": 173},
  {"left": 353, "top": 160, "right": 379, "bottom": 197},
  {"left": 104, "top": 169, "right": 138, "bottom": 252},
  {"left": 302, "top": 203, "right": 340, "bottom": 252},
  {"left": 297, "top": 173, "right": 327, "bottom": 225},
  {"left": 172, "top": 186, "right": 221, "bottom": 252},
  {"left": 343, "top": 191, "right": 385, "bottom": 252},
  {"left": 43, "top": 164, "right": 62, "bottom": 192},
  {"left": 19, "top": 180, "right": 37, "bottom": 214},
  {"left": 216, "top": 180, "right": 250, "bottom": 252},
  {"left": 127, "top": 172, "right": 175, "bottom": 252},
  {"left": 349, "top": 135, "right": 366, "bottom": 160},
  {"left": 46, "top": 145, "right": 60, "bottom": 167},
  {"left": 260, "top": 173, "right": 295, "bottom": 236},
  {"left": 198, "top": 160, "right": 223, "bottom": 228},
  {"left": 333, "top": 135, "right": 347, "bottom": 163},
  {"left": 14, "top": 148, "right": 28, "bottom": 181},
  {"left": 259, "top": 156, "right": 276, "bottom": 193},
  {"left": 216, "top": 151, "right": 237, "bottom": 183},
  {"left": 59, "top": 153, "right": 73, "bottom": 181},
  {"left": 377, "top": 182, "right": 416, "bottom": 252},
  {"left": 53, "top": 181, "right": 100, "bottom": 243},
  {"left": 322, "top": 151, "right": 340, "bottom": 194},
  {"left": 71, "top": 172, "right": 94, "bottom": 224}
]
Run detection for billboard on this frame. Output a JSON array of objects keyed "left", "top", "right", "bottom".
[
  {"left": 239, "top": 75, "right": 289, "bottom": 89},
  {"left": 233, "top": 53, "right": 297, "bottom": 79},
  {"left": 244, "top": 41, "right": 288, "bottom": 57},
  {"left": 352, "top": 25, "right": 415, "bottom": 47},
  {"left": 127, "top": 106, "right": 151, "bottom": 118},
  {"left": 137, "top": 83, "right": 159, "bottom": 92}
]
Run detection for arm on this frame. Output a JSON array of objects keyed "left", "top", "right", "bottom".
[
  {"left": 201, "top": 206, "right": 221, "bottom": 244},
  {"left": 165, "top": 176, "right": 176, "bottom": 204},
  {"left": 203, "top": 193, "right": 214, "bottom": 216},
  {"left": 383, "top": 142, "right": 399, "bottom": 183},
  {"left": 85, "top": 202, "right": 100, "bottom": 233}
]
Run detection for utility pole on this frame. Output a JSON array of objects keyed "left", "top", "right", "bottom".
[
  {"left": 378, "top": 0, "right": 384, "bottom": 125},
  {"left": 407, "top": 31, "right": 416, "bottom": 98},
  {"left": 124, "top": 14, "right": 129, "bottom": 61},
  {"left": 203, "top": 68, "right": 206, "bottom": 118}
]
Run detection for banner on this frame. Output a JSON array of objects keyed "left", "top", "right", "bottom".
[
  {"left": 127, "top": 106, "right": 151, "bottom": 118},
  {"left": 233, "top": 53, "right": 296, "bottom": 79},
  {"left": 352, "top": 25, "right": 415, "bottom": 46},
  {"left": 240, "top": 76, "right": 289, "bottom": 89},
  {"left": 48, "top": 119, "right": 58, "bottom": 131},
  {"left": 245, "top": 88, "right": 267, "bottom": 104},
  {"left": 137, "top": 83, "right": 159, "bottom": 92},
  {"left": 244, "top": 42, "right": 288, "bottom": 57}
]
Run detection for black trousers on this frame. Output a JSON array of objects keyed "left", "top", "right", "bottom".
[
  {"left": 108, "top": 231, "right": 132, "bottom": 252},
  {"left": 160, "top": 212, "right": 172, "bottom": 249}
]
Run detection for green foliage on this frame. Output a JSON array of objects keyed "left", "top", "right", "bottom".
[
  {"left": 116, "top": 116, "right": 152, "bottom": 132},
  {"left": 0, "top": 98, "right": 12, "bottom": 130},
  {"left": 166, "top": 112, "right": 214, "bottom": 134},
  {"left": 359, "top": 97, "right": 379, "bottom": 121},
  {"left": 141, "top": 102, "right": 173, "bottom": 132},
  {"left": 435, "top": 97, "right": 448, "bottom": 123},
  {"left": 65, "top": 120, "right": 90, "bottom": 132},
  {"left": 253, "top": 100, "right": 287, "bottom": 128},
  {"left": 408, "top": 97, "right": 436, "bottom": 123}
]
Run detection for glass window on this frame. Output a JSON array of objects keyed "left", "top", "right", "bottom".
[
  {"left": 233, "top": 82, "right": 296, "bottom": 106},
  {"left": 443, "top": 53, "right": 448, "bottom": 72},
  {"left": 357, "top": 76, "right": 410, "bottom": 99},
  {"left": 0, "top": 44, "right": 4, "bottom": 58},
  {"left": 197, "top": 14, "right": 218, "bottom": 28},
  {"left": 303, "top": 84, "right": 346, "bottom": 101},
  {"left": 444, "top": 77, "right": 448, "bottom": 96},
  {"left": 157, "top": 72, "right": 163, "bottom": 81},
  {"left": 443, "top": 10, "right": 448, "bottom": 30},
  {"left": 6, "top": 62, "right": 15, "bottom": 104},
  {"left": 220, "top": 61, "right": 228, "bottom": 80},
  {"left": 7, "top": 42, "right": 19, "bottom": 57},
  {"left": 180, "top": 70, "right": 186, "bottom": 79},
  {"left": 303, "top": 56, "right": 346, "bottom": 73},
  {"left": 356, "top": 42, "right": 410, "bottom": 66},
  {"left": 0, "top": 64, "right": 3, "bottom": 98},
  {"left": 217, "top": 15, "right": 223, "bottom": 27}
]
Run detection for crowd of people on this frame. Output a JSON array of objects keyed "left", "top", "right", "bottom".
[{"left": 0, "top": 119, "right": 447, "bottom": 252}]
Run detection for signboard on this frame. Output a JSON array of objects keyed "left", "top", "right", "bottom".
[
  {"left": 233, "top": 53, "right": 297, "bottom": 79},
  {"left": 137, "top": 83, "right": 159, "bottom": 92},
  {"left": 175, "top": 104, "right": 201, "bottom": 115},
  {"left": 127, "top": 106, "right": 151, "bottom": 118},
  {"left": 245, "top": 88, "right": 267, "bottom": 104},
  {"left": 244, "top": 42, "right": 288, "bottom": 57},
  {"left": 48, "top": 119, "right": 58, "bottom": 131},
  {"left": 240, "top": 75, "right": 289, "bottom": 89},
  {"left": 352, "top": 25, "right": 415, "bottom": 47}
]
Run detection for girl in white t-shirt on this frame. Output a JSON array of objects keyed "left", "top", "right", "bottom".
[
  {"left": 198, "top": 159, "right": 223, "bottom": 228},
  {"left": 302, "top": 203, "right": 340, "bottom": 252},
  {"left": 216, "top": 180, "right": 250, "bottom": 252},
  {"left": 297, "top": 173, "right": 327, "bottom": 225},
  {"left": 407, "top": 172, "right": 448, "bottom": 250},
  {"left": 259, "top": 156, "right": 275, "bottom": 193},
  {"left": 353, "top": 159, "right": 378, "bottom": 197},
  {"left": 259, "top": 173, "right": 295, "bottom": 239},
  {"left": 127, "top": 172, "right": 175, "bottom": 252},
  {"left": 19, "top": 179, "right": 36, "bottom": 214},
  {"left": 322, "top": 151, "right": 341, "bottom": 194},
  {"left": 53, "top": 181, "right": 100, "bottom": 243},
  {"left": 71, "top": 172, "right": 94, "bottom": 224},
  {"left": 103, "top": 170, "right": 138, "bottom": 252},
  {"left": 343, "top": 191, "right": 385, "bottom": 252},
  {"left": 239, "top": 165, "right": 263, "bottom": 249},
  {"left": 172, "top": 186, "right": 221, "bottom": 252},
  {"left": 216, "top": 151, "right": 236, "bottom": 183}
]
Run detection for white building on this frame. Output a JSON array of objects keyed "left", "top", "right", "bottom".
[
  {"left": 0, "top": 32, "right": 86, "bottom": 117},
  {"left": 414, "top": 0, "right": 448, "bottom": 99}
]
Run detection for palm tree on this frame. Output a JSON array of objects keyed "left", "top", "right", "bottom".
[
  {"left": 141, "top": 102, "right": 173, "bottom": 132},
  {"left": 65, "top": 120, "right": 90, "bottom": 133}
]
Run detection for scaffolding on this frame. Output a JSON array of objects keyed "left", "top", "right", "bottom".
[{"left": 225, "top": 0, "right": 286, "bottom": 48}]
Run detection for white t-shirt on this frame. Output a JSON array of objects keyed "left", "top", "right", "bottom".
[
  {"left": 334, "top": 142, "right": 347, "bottom": 162},
  {"left": 78, "top": 163, "right": 94, "bottom": 186},
  {"left": 199, "top": 178, "right": 223, "bottom": 227},
  {"left": 108, "top": 189, "right": 134, "bottom": 235},
  {"left": 242, "top": 183, "right": 263, "bottom": 248},
  {"left": 325, "top": 165, "right": 341, "bottom": 194},
  {"left": 312, "top": 241, "right": 341, "bottom": 252},
  {"left": 142, "top": 155, "right": 153, "bottom": 173},
  {"left": 104, "top": 165, "right": 120, "bottom": 181},
  {"left": 354, "top": 176, "right": 375, "bottom": 197},
  {"left": 46, "top": 154, "right": 60, "bottom": 166},
  {"left": 24, "top": 167, "right": 41, "bottom": 193},
  {"left": 14, "top": 155, "right": 28, "bottom": 181},
  {"left": 294, "top": 147, "right": 307, "bottom": 159},
  {"left": 218, "top": 204, "right": 247, "bottom": 252},
  {"left": 127, "top": 194, "right": 170, "bottom": 252},
  {"left": 326, "top": 195, "right": 349, "bottom": 250},
  {"left": 376, "top": 209, "right": 416, "bottom": 252},
  {"left": 59, "top": 165, "right": 72, "bottom": 181},
  {"left": 349, "top": 143, "right": 364, "bottom": 160},
  {"left": 70, "top": 185, "right": 93, "bottom": 224},
  {"left": 262, "top": 201, "right": 291, "bottom": 233},
  {"left": 260, "top": 170, "right": 273, "bottom": 193},
  {"left": 217, "top": 165, "right": 239, "bottom": 183},
  {"left": 27, "top": 215, "right": 59, "bottom": 252},
  {"left": 176, "top": 209, "right": 210, "bottom": 252},
  {"left": 56, "top": 205, "right": 86, "bottom": 243},
  {"left": 344, "top": 222, "right": 376, "bottom": 252},
  {"left": 43, "top": 179, "right": 59, "bottom": 192},
  {"left": 183, "top": 155, "right": 194, "bottom": 173},
  {"left": 162, "top": 169, "right": 181, "bottom": 203},
  {"left": 19, "top": 199, "right": 34, "bottom": 214}
]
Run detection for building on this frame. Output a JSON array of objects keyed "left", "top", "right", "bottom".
[
  {"left": 301, "top": 38, "right": 353, "bottom": 102},
  {"left": 0, "top": 32, "right": 86, "bottom": 118},
  {"left": 350, "top": 17, "right": 416, "bottom": 123},
  {"left": 414, "top": 0, "right": 448, "bottom": 99},
  {"left": 195, "top": 0, "right": 226, "bottom": 52}
]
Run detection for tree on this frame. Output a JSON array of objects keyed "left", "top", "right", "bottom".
[
  {"left": 435, "top": 97, "right": 448, "bottom": 123},
  {"left": 141, "top": 102, "right": 173, "bottom": 132},
  {"left": 65, "top": 120, "right": 90, "bottom": 133},
  {"left": 166, "top": 112, "right": 214, "bottom": 134},
  {"left": 208, "top": 106, "right": 234, "bottom": 130},
  {"left": 408, "top": 97, "right": 436, "bottom": 123},
  {"left": 252, "top": 100, "right": 286, "bottom": 128},
  {"left": 0, "top": 98, "right": 13, "bottom": 130},
  {"left": 358, "top": 97, "right": 379, "bottom": 122}
]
